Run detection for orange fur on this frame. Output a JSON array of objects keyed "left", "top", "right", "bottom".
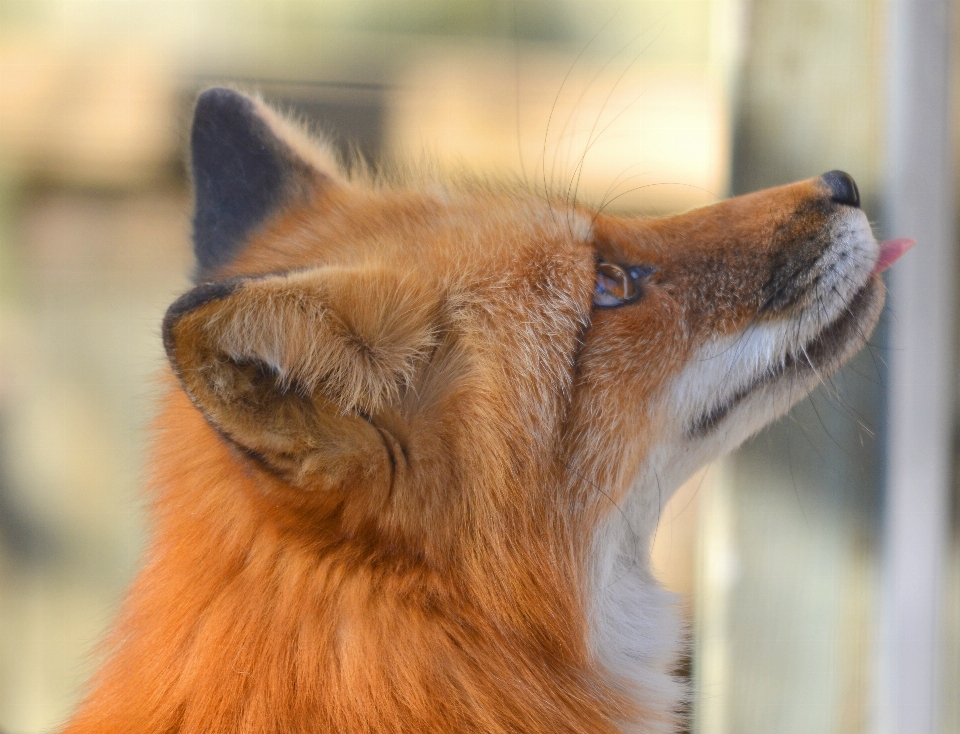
[{"left": 62, "top": 91, "right": 887, "bottom": 733}]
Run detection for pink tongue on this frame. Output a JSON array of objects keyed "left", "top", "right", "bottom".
[{"left": 873, "top": 238, "right": 915, "bottom": 275}]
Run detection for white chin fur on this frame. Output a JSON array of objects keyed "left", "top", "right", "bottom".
[{"left": 789, "top": 209, "right": 878, "bottom": 341}]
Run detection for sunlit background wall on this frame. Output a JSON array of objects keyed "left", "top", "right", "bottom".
[{"left": 0, "top": 1, "right": 956, "bottom": 732}]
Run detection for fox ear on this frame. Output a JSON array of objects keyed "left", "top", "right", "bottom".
[
  {"left": 162, "top": 267, "right": 439, "bottom": 486},
  {"left": 190, "top": 88, "right": 335, "bottom": 279}
]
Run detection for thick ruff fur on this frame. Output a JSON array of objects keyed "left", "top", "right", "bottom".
[{"left": 62, "top": 89, "right": 887, "bottom": 733}]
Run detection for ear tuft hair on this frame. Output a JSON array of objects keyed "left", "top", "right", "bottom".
[
  {"left": 162, "top": 266, "right": 442, "bottom": 482},
  {"left": 208, "top": 268, "right": 440, "bottom": 415}
]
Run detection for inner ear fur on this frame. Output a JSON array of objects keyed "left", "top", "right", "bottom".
[{"left": 162, "top": 266, "right": 441, "bottom": 484}]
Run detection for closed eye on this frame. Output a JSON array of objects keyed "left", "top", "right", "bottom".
[{"left": 593, "top": 261, "right": 655, "bottom": 308}]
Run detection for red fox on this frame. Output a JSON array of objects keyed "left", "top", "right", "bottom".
[{"left": 62, "top": 88, "right": 912, "bottom": 733}]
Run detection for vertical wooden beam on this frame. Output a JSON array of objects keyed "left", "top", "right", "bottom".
[{"left": 879, "top": 1, "right": 956, "bottom": 733}]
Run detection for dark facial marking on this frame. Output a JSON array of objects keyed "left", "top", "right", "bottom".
[{"left": 758, "top": 198, "right": 835, "bottom": 315}]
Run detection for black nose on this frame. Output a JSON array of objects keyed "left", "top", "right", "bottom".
[{"left": 821, "top": 170, "right": 860, "bottom": 207}]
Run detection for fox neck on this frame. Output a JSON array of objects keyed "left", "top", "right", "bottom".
[{"left": 63, "top": 385, "right": 683, "bottom": 734}]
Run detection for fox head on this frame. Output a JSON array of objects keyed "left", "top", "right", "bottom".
[
  {"left": 76, "top": 88, "right": 908, "bottom": 734},
  {"left": 166, "top": 87, "right": 890, "bottom": 538}
]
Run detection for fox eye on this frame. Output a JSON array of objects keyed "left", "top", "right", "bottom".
[{"left": 593, "top": 261, "right": 654, "bottom": 308}]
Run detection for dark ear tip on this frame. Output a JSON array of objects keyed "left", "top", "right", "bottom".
[
  {"left": 197, "top": 86, "right": 249, "bottom": 104},
  {"left": 193, "top": 87, "right": 255, "bottom": 126},
  {"left": 191, "top": 89, "right": 261, "bottom": 158},
  {"left": 162, "top": 277, "right": 247, "bottom": 360},
  {"left": 190, "top": 87, "right": 289, "bottom": 279}
]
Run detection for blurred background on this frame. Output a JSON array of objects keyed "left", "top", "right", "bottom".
[{"left": 0, "top": 1, "right": 956, "bottom": 732}]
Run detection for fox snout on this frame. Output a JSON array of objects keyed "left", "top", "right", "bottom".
[
  {"left": 594, "top": 170, "right": 877, "bottom": 337},
  {"left": 581, "top": 170, "right": 889, "bottom": 483}
]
